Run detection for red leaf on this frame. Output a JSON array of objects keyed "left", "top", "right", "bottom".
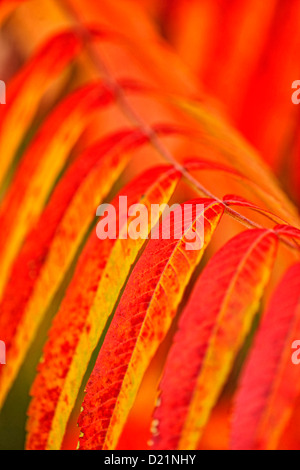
[
  {"left": 232, "top": 262, "right": 300, "bottom": 450},
  {"left": 152, "top": 229, "right": 278, "bottom": 450}
]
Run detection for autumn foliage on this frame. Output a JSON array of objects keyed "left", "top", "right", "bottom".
[{"left": 0, "top": 0, "right": 300, "bottom": 451}]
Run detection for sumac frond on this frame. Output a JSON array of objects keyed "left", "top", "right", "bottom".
[{"left": 0, "top": 0, "right": 299, "bottom": 452}]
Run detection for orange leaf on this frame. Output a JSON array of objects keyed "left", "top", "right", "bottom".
[{"left": 0, "top": 30, "right": 82, "bottom": 188}]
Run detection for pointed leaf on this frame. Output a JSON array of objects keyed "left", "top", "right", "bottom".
[{"left": 152, "top": 229, "right": 278, "bottom": 450}]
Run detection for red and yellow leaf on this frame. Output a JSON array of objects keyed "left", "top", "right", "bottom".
[
  {"left": 152, "top": 229, "right": 278, "bottom": 450},
  {"left": 0, "top": 30, "right": 82, "bottom": 188},
  {"left": 0, "top": 81, "right": 113, "bottom": 297},
  {"left": 78, "top": 199, "right": 224, "bottom": 450},
  {"left": 26, "top": 165, "right": 181, "bottom": 450},
  {"left": 0, "top": 128, "right": 152, "bottom": 408},
  {"left": 231, "top": 263, "right": 300, "bottom": 450}
]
